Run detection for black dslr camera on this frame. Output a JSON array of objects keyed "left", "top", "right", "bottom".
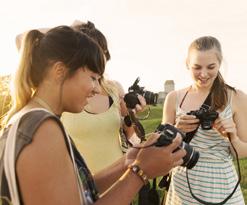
[
  {"left": 187, "top": 104, "right": 218, "bottom": 130},
  {"left": 155, "top": 124, "right": 199, "bottom": 169},
  {"left": 124, "top": 77, "right": 158, "bottom": 109}
]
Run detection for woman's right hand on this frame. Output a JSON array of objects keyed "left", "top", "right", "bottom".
[
  {"left": 175, "top": 114, "right": 199, "bottom": 133},
  {"left": 132, "top": 133, "right": 186, "bottom": 179}
]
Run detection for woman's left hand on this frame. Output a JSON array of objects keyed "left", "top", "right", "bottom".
[{"left": 213, "top": 117, "right": 237, "bottom": 140}]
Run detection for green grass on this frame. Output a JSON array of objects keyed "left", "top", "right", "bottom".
[{"left": 138, "top": 105, "right": 247, "bottom": 204}]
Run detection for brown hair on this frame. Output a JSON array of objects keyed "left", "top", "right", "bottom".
[
  {"left": 73, "top": 21, "right": 110, "bottom": 61},
  {"left": 187, "top": 36, "right": 235, "bottom": 110},
  {"left": 72, "top": 21, "right": 121, "bottom": 104},
  {"left": 3, "top": 26, "right": 105, "bottom": 126}
]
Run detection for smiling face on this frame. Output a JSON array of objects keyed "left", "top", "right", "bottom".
[
  {"left": 62, "top": 67, "right": 101, "bottom": 113},
  {"left": 187, "top": 48, "right": 221, "bottom": 89}
]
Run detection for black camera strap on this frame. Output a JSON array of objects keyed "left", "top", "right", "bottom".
[
  {"left": 128, "top": 109, "right": 146, "bottom": 142},
  {"left": 184, "top": 92, "right": 242, "bottom": 205},
  {"left": 183, "top": 91, "right": 212, "bottom": 143},
  {"left": 158, "top": 91, "right": 212, "bottom": 191},
  {"left": 186, "top": 135, "right": 242, "bottom": 205}
]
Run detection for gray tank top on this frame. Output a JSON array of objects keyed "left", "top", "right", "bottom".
[{"left": 0, "top": 110, "right": 98, "bottom": 205}]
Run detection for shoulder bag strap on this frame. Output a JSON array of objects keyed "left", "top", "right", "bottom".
[
  {"left": 4, "top": 108, "right": 85, "bottom": 205},
  {"left": 4, "top": 108, "right": 50, "bottom": 205}
]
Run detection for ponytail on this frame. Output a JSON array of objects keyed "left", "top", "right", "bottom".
[
  {"left": 2, "top": 26, "right": 104, "bottom": 127},
  {"left": 210, "top": 72, "right": 235, "bottom": 110},
  {"left": 2, "top": 30, "right": 44, "bottom": 126}
]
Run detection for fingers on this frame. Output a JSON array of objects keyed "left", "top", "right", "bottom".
[
  {"left": 176, "top": 117, "right": 199, "bottom": 126},
  {"left": 137, "top": 95, "right": 147, "bottom": 107},
  {"left": 144, "top": 133, "right": 159, "bottom": 146},
  {"left": 175, "top": 115, "right": 199, "bottom": 133},
  {"left": 135, "top": 104, "right": 142, "bottom": 112},
  {"left": 134, "top": 133, "right": 159, "bottom": 148},
  {"left": 132, "top": 95, "right": 147, "bottom": 113},
  {"left": 181, "top": 114, "right": 197, "bottom": 120},
  {"left": 173, "top": 158, "right": 184, "bottom": 167},
  {"left": 177, "top": 124, "right": 198, "bottom": 133},
  {"left": 172, "top": 148, "right": 186, "bottom": 165},
  {"left": 166, "top": 134, "right": 183, "bottom": 152},
  {"left": 213, "top": 117, "right": 236, "bottom": 136}
]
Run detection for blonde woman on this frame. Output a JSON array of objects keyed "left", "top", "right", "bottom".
[
  {"left": 0, "top": 25, "right": 186, "bottom": 205},
  {"left": 62, "top": 21, "right": 146, "bottom": 173}
]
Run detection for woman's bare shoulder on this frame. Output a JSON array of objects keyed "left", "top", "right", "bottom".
[
  {"left": 17, "top": 118, "right": 69, "bottom": 167},
  {"left": 166, "top": 87, "right": 189, "bottom": 101},
  {"left": 16, "top": 118, "right": 81, "bottom": 205},
  {"left": 232, "top": 89, "right": 247, "bottom": 111}
]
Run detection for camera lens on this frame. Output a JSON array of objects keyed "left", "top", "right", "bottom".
[
  {"left": 155, "top": 124, "right": 200, "bottom": 169},
  {"left": 180, "top": 142, "right": 199, "bottom": 169},
  {"left": 143, "top": 91, "right": 158, "bottom": 105}
]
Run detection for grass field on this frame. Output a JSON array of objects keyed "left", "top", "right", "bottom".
[{"left": 138, "top": 104, "right": 247, "bottom": 204}]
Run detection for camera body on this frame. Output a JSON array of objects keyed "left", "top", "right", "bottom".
[
  {"left": 187, "top": 105, "right": 218, "bottom": 130},
  {"left": 155, "top": 124, "right": 199, "bottom": 169},
  {"left": 124, "top": 77, "right": 158, "bottom": 109}
]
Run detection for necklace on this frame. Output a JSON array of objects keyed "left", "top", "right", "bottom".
[{"left": 32, "top": 97, "right": 54, "bottom": 114}]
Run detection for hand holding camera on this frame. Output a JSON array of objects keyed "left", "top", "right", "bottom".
[
  {"left": 155, "top": 124, "right": 199, "bottom": 169},
  {"left": 175, "top": 114, "right": 200, "bottom": 133},
  {"left": 132, "top": 132, "right": 186, "bottom": 180},
  {"left": 187, "top": 104, "right": 219, "bottom": 130},
  {"left": 124, "top": 77, "right": 158, "bottom": 109}
]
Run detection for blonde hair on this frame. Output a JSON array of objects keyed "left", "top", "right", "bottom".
[
  {"left": 100, "top": 78, "right": 120, "bottom": 108},
  {"left": 2, "top": 31, "right": 42, "bottom": 127}
]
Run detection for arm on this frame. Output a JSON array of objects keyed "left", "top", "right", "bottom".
[
  {"left": 162, "top": 91, "right": 177, "bottom": 124},
  {"left": 16, "top": 119, "right": 81, "bottom": 205},
  {"left": 94, "top": 169, "right": 143, "bottom": 205},
  {"left": 233, "top": 89, "right": 247, "bottom": 143},
  {"left": 93, "top": 145, "right": 140, "bottom": 193},
  {"left": 228, "top": 90, "right": 247, "bottom": 157},
  {"left": 214, "top": 89, "right": 247, "bottom": 158},
  {"left": 114, "top": 80, "right": 145, "bottom": 142},
  {"left": 162, "top": 90, "right": 199, "bottom": 133},
  {"left": 17, "top": 118, "right": 185, "bottom": 205},
  {"left": 94, "top": 134, "right": 185, "bottom": 205},
  {"left": 93, "top": 156, "right": 126, "bottom": 194}
]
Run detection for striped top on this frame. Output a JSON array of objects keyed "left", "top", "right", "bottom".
[{"left": 165, "top": 91, "right": 245, "bottom": 205}]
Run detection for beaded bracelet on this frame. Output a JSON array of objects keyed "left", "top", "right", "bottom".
[{"left": 128, "top": 164, "right": 149, "bottom": 185}]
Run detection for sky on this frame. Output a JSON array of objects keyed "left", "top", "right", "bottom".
[{"left": 0, "top": 0, "right": 247, "bottom": 93}]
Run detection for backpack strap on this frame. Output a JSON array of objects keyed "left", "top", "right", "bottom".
[
  {"left": 2, "top": 108, "right": 85, "bottom": 205},
  {"left": 4, "top": 108, "right": 51, "bottom": 205}
]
